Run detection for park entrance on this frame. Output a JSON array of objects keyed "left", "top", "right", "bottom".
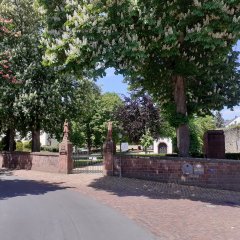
[{"left": 72, "top": 151, "right": 103, "bottom": 174}]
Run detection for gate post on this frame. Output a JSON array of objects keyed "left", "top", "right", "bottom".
[
  {"left": 58, "top": 120, "right": 73, "bottom": 174},
  {"left": 103, "top": 140, "right": 114, "bottom": 176},
  {"left": 103, "top": 122, "right": 115, "bottom": 176}
]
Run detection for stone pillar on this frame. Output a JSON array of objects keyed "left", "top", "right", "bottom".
[
  {"left": 103, "top": 140, "right": 114, "bottom": 176},
  {"left": 103, "top": 121, "right": 115, "bottom": 176},
  {"left": 58, "top": 120, "right": 73, "bottom": 174},
  {"left": 59, "top": 139, "right": 73, "bottom": 174}
]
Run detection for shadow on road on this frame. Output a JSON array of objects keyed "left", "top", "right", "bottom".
[
  {"left": 88, "top": 176, "right": 240, "bottom": 207},
  {"left": 0, "top": 170, "right": 71, "bottom": 200}
]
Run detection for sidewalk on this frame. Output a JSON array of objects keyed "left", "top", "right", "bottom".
[{"left": 11, "top": 170, "right": 240, "bottom": 240}]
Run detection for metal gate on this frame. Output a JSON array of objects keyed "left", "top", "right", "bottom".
[{"left": 72, "top": 152, "right": 103, "bottom": 173}]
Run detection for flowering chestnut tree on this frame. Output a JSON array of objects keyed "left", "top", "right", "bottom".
[
  {"left": 0, "top": 0, "right": 89, "bottom": 152},
  {"left": 38, "top": 0, "right": 240, "bottom": 156}
]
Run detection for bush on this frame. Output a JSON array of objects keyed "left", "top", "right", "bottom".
[
  {"left": 16, "top": 141, "right": 23, "bottom": 151},
  {"left": 225, "top": 153, "right": 240, "bottom": 160},
  {"left": 41, "top": 146, "right": 59, "bottom": 152},
  {"left": 23, "top": 141, "right": 31, "bottom": 151}
]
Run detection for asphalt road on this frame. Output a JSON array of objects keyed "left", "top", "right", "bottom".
[{"left": 0, "top": 172, "right": 156, "bottom": 240}]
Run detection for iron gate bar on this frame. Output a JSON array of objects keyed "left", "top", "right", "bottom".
[{"left": 72, "top": 152, "right": 103, "bottom": 174}]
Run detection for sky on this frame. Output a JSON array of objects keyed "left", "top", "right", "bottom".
[{"left": 96, "top": 41, "right": 240, "bottom": 121}]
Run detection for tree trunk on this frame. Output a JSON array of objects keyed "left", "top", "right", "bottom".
[
  {"left": 86, "top": 123, "right": 92, "bottom": 154},
  {"left": 8, "top": 128, "right": 15, "bottom": 152},
  {"left": 173, "top": 75, "right": 190, "bottom": 157},
  {"left": 32, "top": 129, "right": 41, "bottom": 152},
  {"left": 3, "top": 128, "right": 15, "bottom": 152}
]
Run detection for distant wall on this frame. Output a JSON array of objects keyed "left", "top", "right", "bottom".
[
  {"left": 0, "top": 151, "right": 59, "bottom": 173},
  {"left": 224, "top": 127, "right": 240, "bottom": 153},
  {"left": 112, "top": 155, "right": 240, "bottom": 191}
]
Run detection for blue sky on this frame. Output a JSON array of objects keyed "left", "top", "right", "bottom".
[{"left": 97, "top": 41, "right": 240, "bottom": 120}]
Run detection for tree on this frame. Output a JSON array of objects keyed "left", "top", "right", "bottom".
[
  {"left": 71, "top": 92, "right": 122, "bottom": 152},
  {"left": 115, "top": 94, "right": 163, "bottom": 143},
  {"left": 37, "top": 1, "right": 240, "bottom": 156},
  {"left": 189, "top": 115, "right": 216, "bottom": 156},
  {"left": 215, "top": 111, "right": 225, "bottom": 128},
  {"left": 0, "top": 15, "right": 20, "bottom": 151},
  {"left": 140, "top": 129, "right": 154, "bottom": 153},
  {"left": 0, "top": 0, "right": 88, "bottom": 152}
]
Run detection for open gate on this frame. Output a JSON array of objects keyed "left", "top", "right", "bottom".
[{"left": 72, "top": 152, "right": 103, "bottom": 173}]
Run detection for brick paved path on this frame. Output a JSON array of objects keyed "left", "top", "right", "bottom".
[{"left": 8, "top": 170, "right": 240, "bottom": 240}]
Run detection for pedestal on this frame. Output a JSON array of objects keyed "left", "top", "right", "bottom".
[
  {"left": 103, "top": 140, "right": 114, "bottom": 176},
  {"left": 59, "top": 139, "right": 73, "bottom": 174}
]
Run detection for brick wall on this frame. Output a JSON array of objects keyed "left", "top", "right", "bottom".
[
  {"left": 113, "top": 155, "right": 240, "bottom": 191},
  {"left": 0, "top": 151, "right": 60, "bottom": 173},
  {"left": 224, "top": 127, "right": 240, "bottom": 153}
]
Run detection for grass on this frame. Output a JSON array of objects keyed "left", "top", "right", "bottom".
[{"left": 73, "top": 159, "right": 103, "bottom": 167}]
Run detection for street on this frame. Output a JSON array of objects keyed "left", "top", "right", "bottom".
[{"left": 0, "top": 172, "right": 155, "bottom": 240}]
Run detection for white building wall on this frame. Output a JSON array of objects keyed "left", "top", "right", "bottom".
[
  {"left": 40, "top": 132, "right": 48, "bottom": 146},
  {"left": 153, "top": 138, "right": 173, "bottom": 154},
  {"left": 40, "top": 132, "right": 59, "bottom": 147}
]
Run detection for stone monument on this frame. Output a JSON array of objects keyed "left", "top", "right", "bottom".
[{"left": 58, "top": 120, "right": 73, "bottom": 174}]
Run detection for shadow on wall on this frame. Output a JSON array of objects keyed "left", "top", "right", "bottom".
[
  {"left": 0, "top": 171, "right": 72, "bottom": 200},
  {"left": 88, "top": 176, "right": 240, "bottom": 207}
]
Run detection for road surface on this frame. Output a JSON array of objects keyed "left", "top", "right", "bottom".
[{"left": 0, "top": 172, "right": 156, "bottom": 240}]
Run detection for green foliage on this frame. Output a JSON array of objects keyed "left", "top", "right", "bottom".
[
  {"left": 189, "top": 115, "right": 216, "bottom": 155},
  {"left": 38, "top": 0, "right": 240, "bottom": 116},
  {"left": 225, "top": 153, "right": 240, "bottom": 160},
  {"left": 22, "top": 141, "right": 31, "bottom": 151},
  {"left": 37, "top": 0, "right": 240, "bottom": 155},
  {"left": 163, "top": 104, "right": 189, "bottom": 127},
  {"left": 71, "top": 92, "right": 123, "bottom": 151},
  {"left": 0, "top": 0, "right": 94, "bottom": 150},
  {"left": 140, "top": 129, "right": 154, "bottom": 153},
  {"left": 16, "top": 140, "right": 23, "bottom": 151},
  {"left": 40, "top": 146, "right": 58, "bottom": 152}
]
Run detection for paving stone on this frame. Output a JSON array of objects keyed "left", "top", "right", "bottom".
[{"left": 11, "top": 170, "right": 240, "bottom": 240}]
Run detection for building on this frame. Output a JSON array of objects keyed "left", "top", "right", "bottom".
[
  {"left": 225, "top": 116, "right": 240, "bottom": 128},
  {"left": 153, "top": 138, "right": 172, "bottom": 154},
  {"left": 40, "top": 132, "right": 59, "bottom": 147}
]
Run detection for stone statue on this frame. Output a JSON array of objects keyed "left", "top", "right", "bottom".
[
  {"left": 107, "top": 121, "right": 112, "bottom": 141},
  {"left": 63, "top": 120, "right": 69, "bottom": 140}
]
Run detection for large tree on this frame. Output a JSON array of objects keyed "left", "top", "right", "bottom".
[
  {"left": 38, "top": 1, "right": 240, "bottom": 156},
  {"left": 0, "top": 0, "right": 88, "bottom": 152},
  {"left": 0, "top": 15, "right": 20, "bottom": 151},
  {"left": 71, "top": 91, "right": 123, "bottom": 153},
  {"left": 115, "top": 94, "right": 163, "bottom": 143}
]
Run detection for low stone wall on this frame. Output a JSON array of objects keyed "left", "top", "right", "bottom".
[
  {"left": 0, "top": 151, "right": 60, "bottom": 173},
  {"left": 113, "top": 155, "right": 240, "bottom": 191}
]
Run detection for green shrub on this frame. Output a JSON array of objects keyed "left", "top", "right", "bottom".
[
  {"left": 16, "top": 141, "right": 23, "bottom": 151},
  {"left": 225, "top": 153, "right": 240, "bottom": 160},
  {"left": 23, "top": 141, "right": 31, "bottom": 151},
  {"left": 41, "top": 146, "right": 59, "bottom": 152}
]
